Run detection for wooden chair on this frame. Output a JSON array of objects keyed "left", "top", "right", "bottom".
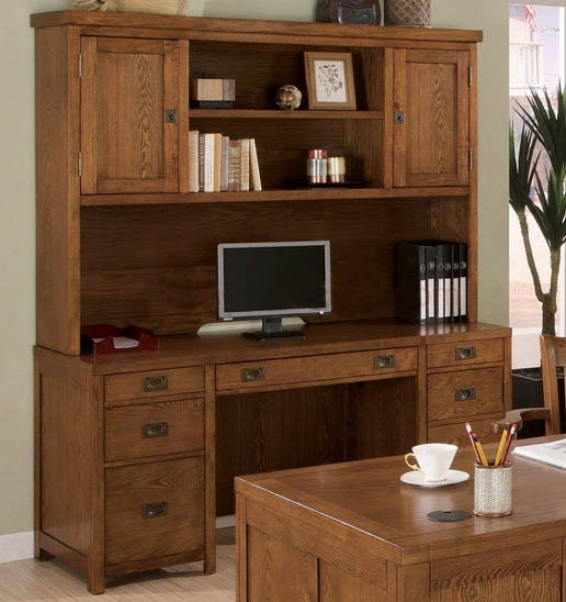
[{"left": 497, "top": 334, "right": 563, "bottom": 435}]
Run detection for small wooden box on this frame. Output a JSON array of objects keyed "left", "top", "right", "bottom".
[{"left": 191, "top": 78, "right": 235, "bottom": 108}]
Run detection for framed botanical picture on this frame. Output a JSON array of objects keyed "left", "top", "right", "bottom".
[{"left": 304, "top": 52, "right": 357, "bottom": 110}]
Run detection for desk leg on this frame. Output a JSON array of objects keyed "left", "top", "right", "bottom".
[
  {"left": 389, "top": 562, "right": 430, "bottom": 602},
  {"left": 235, "top": 493, "right": 247, "bottom": 602}
]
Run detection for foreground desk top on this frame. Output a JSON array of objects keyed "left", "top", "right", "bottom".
[{"left": 236, "top": 436, "right": 566, "bottom": 601}]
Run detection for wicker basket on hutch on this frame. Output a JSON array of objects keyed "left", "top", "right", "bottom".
[{"left": 383, "top": 0, "right": 431, "bottom": 27}]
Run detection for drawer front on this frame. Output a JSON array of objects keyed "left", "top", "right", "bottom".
[
  {"left": 105, "top": 457, "right": 205, "bottom": 566},
  {"left": 105, "top": 398, "right": 204, "bottom": 462},
  {"left": 216, "top": 347, "right": 418, "bottom": 392},
  {"left": 429, "top": 417, "right": 505, "bottom": 447},
  {"left": 428, "top": 367, "right": 503, "bottom": 422},
  {"left": 104, "top": 366, "right": 204, "bottom": 403},
  {"left": 427, "top": 339, "right": 504, "bottom": 369}
]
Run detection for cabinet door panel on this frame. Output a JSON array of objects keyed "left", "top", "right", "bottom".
[
  {"left": 393, "top": 48, "right": 469, "bottom": 187},
  {"left": 81, "top": 37, "right": 180, "bottom": 194}
]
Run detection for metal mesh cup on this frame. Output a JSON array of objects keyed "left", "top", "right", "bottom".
[
  {"left": 384, "top": 0, "right": 431, "bottom": 27},
  {"left": 474, "top": 464, "right": 513, "bottom": 517}
]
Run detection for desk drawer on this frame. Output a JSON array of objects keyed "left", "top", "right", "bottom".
[
  {"left": 216, "top": 347, "right": 418, "bottom": 392},
  {"left": 105, "top": 457, "right": 204, "bottom": 566},
  {"left": 105, "top": 367, "right": 204, "bottom": 403},
  {"left": 427, "top": 339, "right": 504, "bottom": 369},
  {"left": 105, "top": 398, "right": 204, "bottom": 462},
  {"left": 428, "top": 367, "right": 504, "bottom": 422}
]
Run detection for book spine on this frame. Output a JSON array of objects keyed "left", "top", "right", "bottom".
[
  {"left": 198, "top": 133, "right": 205, "bottom": 192},
  {"left": 213, "top": 132, "right": 223, "bottom": 192},
  {"left": 203, "top": 133, "right": 215, "bottom": 192},
  {"left": 228, "top": 139, "right": 241, "bottom": 192},
  {"left": 221, "top": 135, "right": 230, "bottom": 192},
  {"left": 249, "top": 138, "right": 262, "bottom": 191},
  {"left": 239, "top": 138, "right": 250, "bottom": 192},
  {"left": 188, "top": 130, "right": 199, "bottom": 193}
]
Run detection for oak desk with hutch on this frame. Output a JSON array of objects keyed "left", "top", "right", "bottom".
[{"left": 31, "top": 11, "right": 511, "bottom": 593}]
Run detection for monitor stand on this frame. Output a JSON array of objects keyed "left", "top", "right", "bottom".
[{"left": 243, "top": 317, "right": 306, "bottom": 341}]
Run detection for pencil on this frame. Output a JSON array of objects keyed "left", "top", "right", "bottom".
[
  {"left": 500, "top": 423, "right": 516, "bottom": 466},
  {"left": 465, "top": 422, "right": 481, "bottom": 465},
  {"left": 494, "top": 423, "right": 510, "bottom": 466},
  {"left": 474, "top": 434, "right": 489, "bottom": 466}
]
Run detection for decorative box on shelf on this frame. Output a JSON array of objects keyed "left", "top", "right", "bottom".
[
  {"left": 80, "top": 324, "right": 159, "bottom": 354},
  {"left": 191, "top": 78, "right": 236, "bottom": 108}
]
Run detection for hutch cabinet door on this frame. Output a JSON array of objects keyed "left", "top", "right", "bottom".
[
  {"left": 392, "top": 48, "right": 470, "bottom": 187},
  {"left": 80, "top": 37, "right": 181, "bottom": 194}
]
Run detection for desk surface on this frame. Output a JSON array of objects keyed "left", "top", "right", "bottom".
[{"left": 236, "top": 435, "right": 566, "bottom": 566}]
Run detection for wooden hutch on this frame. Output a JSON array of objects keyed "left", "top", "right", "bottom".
[{"left": 31, "top": 10, "right": 510, "bottom": 593}]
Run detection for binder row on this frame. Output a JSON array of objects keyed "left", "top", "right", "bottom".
[{"left": 395, "top": 240, "right": 468, "bottom": 325}]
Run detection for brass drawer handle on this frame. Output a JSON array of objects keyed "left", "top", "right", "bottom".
[
  {"left": 241, "top": 367, "right": 265, "bottom": 382},
  {"left": 374, "top": 354, "right": 396, "bottom": 369},
  {"left": 455, "top": 387, "right": 476, "bottom": 401},
  {"left": 142, "top": 421, "right": 169, "bottom": 438},
  {"left": 455, "top": 346, "right": 476, "bottom": 360},
  {"left": 142, "top": 501, "right": 169, "bottom": 519},
  {"left": 142, "top": 375, "right": 169, "bottom": 392}
]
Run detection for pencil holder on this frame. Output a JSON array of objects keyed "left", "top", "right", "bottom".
[{"left": 474, "top": 464, "right": 512, "bottom": 517}]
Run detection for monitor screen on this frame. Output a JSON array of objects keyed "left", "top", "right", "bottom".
[{"left": 217, "top": 241, "right": 331, "bottom": 320}]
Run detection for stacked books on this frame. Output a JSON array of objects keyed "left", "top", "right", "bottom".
[
  {"left": 395, "top": 240, "right": 468, "bottom": 325},
  {"left": 188, "top": 130, "right": 262, "bottom": 193}
]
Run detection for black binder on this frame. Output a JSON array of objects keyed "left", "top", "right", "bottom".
[{"left": 395, "top": 242, "right": 428, "bottom": 325}]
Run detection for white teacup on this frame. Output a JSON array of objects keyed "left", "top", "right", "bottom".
[{"left": 404, "top": 443, "right": 458, "bottom": 482}]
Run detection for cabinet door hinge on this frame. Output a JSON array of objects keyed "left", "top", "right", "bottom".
[
  {"left": 78, "top": 53, "right": 82, "bottom": 78},
  {"left": 468, "top": 150, "right": 474, "bottom": 171},
  {"left": 468, "top": 66, "right": 473, "bottom": 88},
  {"left": 78, "top": 152, "right": 82, "bottom": 177}
]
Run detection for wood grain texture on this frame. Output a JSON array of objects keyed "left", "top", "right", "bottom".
[
  {"left": 236, "top": 437, "right": 566, "bottom": 602},
  {"left": 105, "top": 457, "right": 205, "bottom": 566},
  {"left": 80, "top": 36, "right": 180, "bottom": 194}
]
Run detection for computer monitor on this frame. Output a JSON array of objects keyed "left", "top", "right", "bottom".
[{"left": 217, "top": 240, "right": 331, "bottom": 340}]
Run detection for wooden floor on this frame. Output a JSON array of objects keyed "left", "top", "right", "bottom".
[{"left": 0, "top": 529, "right": 235, "bottom": 601}]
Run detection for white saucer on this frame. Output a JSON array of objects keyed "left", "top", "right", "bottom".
[{"left": 400, "top": 469, "right": 470, "bottom": 488}]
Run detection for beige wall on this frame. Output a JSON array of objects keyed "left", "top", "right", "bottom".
[{"left": 0, "top": 0, "right": 508, "bottom": 538}]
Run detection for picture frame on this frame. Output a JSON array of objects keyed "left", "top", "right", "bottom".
[{"left": 304, "top": 52, "right": 357, "bottom": 110}]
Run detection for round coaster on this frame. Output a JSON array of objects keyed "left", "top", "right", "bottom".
[{"left": 427, "top": 510, "right": 472, "bottom": 522}]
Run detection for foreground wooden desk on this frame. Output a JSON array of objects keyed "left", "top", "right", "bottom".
[{"left": 236, "top": 436, "right": 566, "bottom": 602}]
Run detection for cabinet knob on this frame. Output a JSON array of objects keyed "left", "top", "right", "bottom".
[
  {"left": 142, "top": 421, "right": 169, "bottom": 438},
  {"left": 455, "top": 387, "right": 476, "bottom": 401},
  {"left": 142, "top": 501, "right": 169, "bottom": 519},
  {"left": 394, "top": 110, "right": 405, "bottom": 124},
  {"left": 455, "top": 346, "right": 476, "bottom": 360},
  {"left": 241, "top": 367, "right": 266, "bottom": 382},
  {"left": 165, "top": 109, "right": 178, "bottom": 123},
  {"left": 142, "top": 375, "right": 169, "bottom": 392},
  {"left": 374, "top": 354, "right": 396, "bottom": 369}
]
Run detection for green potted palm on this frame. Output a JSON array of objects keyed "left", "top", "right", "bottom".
[{"left": 509, "top": 84, "right": 566, "bottom": 424}]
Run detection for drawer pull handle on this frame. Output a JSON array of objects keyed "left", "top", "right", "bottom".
[
  {"left": 241, "top": 367, "right": 265, "bottom": 382},
  {"left": 456, "top": 346, "right": 476, "bottom": 360},
  {"left": 142, "top": 501, "right": 169, "bottom": 519},
  {"left": 455, "top": 387, "right": 476, "bottom": 401},
  {"left": 142, "top": 421, "right": 169, "bottom": 438},
  {"left": 142, "top": 375, "right": 169, "bottom": 392},
  {"left": 374, "top": 354, "right": 396, "bottom": 369}
]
